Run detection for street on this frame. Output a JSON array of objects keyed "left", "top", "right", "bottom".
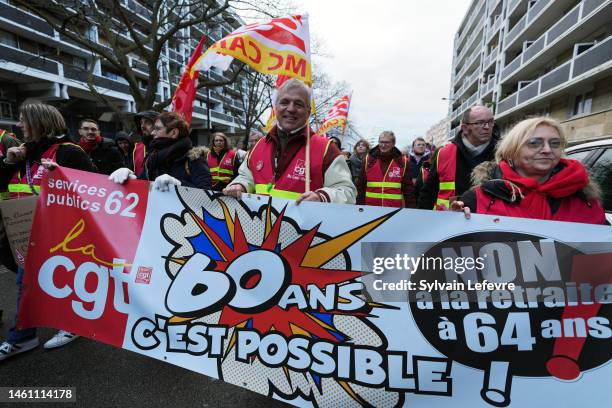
[{"left": 0, "top": 266, "right": 288, "bottom": 408}]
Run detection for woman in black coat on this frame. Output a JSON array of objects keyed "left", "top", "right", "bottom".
[{"left": 110, "top": 112, "right": 211, "bottom": 191}]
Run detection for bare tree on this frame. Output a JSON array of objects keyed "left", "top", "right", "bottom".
[
  {"left": 229, "top": 70, "right": 274, "bottom": 148},
  {"left": 12, "top": 0, "right": 287, "bottom": 126},
  {"left": 310, "top": 71, "right": 351, "bottom": 130}
]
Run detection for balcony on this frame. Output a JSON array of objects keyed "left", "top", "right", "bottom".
[
  {"left": 496, "top": 35, "right": 612, "bottom": 116},
  {"left": 481, "top": 76, "right": 497, "bottom": 98},
  {"left": 499, "top": 0, "right": 609, "bottom": 84},
  {"left": 455, "top": 17, "right": 486, "bottom": 69},
  {"left": 483, "top": 46, "right": 498, "bottom": 69},
  {"left": 63, "top": 65, "right": 132, "bottom": 95},
  {"left": 452, "top": 90, "right": 480, "bottom": 121},
  {"left": 168, "top": 49, "right": 184, "bottom": 64},
  {"left": 0, "top": 3, "right": 54, "bottom": 37},
  {"left": 505, "top": 13, "right": 527, "bottom": 47},
  {"left": 210, "top": 109, "right": 237, "bottom": 124},
  {"left": 0, "top": 43, "right": 59, "bottom": 75},
  {"left": 506, "top": 0, "right": 524, "bottom": 19},
  {"left": 504, "top": 0, "right": 581, "bottom": 51},
  {"left": 455, "top": 45, "right": 483, "bottom": 85},
  {"left": 456, "top": 0, "right": 487, "bottom": 48},
  {"left": 125, "top": 0, "right": 153, "bottom": 22},
  {"left": 486, "top": 14, "right": 503, "bottom": 42},
  {"left": 131, "top": 59, "right": 149, "bottom": 76}
]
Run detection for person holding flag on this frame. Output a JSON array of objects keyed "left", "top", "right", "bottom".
[
  {"left": 223, "top": 79, "right": 355, "bottom": 204},
  {"left": 182, "top": 14, "right": 353, "bottom": 203}
]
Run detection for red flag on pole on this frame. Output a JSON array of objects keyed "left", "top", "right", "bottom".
[{"left": 170, "top": 36, "right": 207, "bottom": 125}]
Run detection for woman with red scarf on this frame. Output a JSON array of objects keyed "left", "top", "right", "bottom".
[{"left": 452, "top": 117, "right": 606, "bottom": 225}]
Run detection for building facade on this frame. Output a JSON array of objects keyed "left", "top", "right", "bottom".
[
  {"left": 448, "top": 0, "right": 611, "bottom": 143},
  {"left": 0, "top": 0, "right": 249, "bottom": 146},
  {"left": 425, "top": 117, "right": 451, "bottom": 148}
]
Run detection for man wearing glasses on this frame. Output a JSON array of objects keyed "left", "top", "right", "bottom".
[
  {"left": 78, "top": 119, "right": 124, "bottom": 175},
  {"left": 418, "top": 105, "right": 498, "bottom": 210}
]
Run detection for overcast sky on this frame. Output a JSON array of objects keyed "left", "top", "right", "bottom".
[{"left": 295, "top": 0, "right": 472, "bottom": 148}]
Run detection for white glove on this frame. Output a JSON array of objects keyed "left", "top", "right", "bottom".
[
  {"left": 108, "top": 168, "right": 136, "bottom": 184},
  {"left": 153, "top": 174, "right": 181, "bottom": 191}
]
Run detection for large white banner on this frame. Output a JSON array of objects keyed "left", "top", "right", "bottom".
[{"left": 22, "top": 168, "right": 612, "bottom": 407}]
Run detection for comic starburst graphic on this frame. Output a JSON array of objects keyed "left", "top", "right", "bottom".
[{"left": 164, "top": 196, "right": 397, "bottom": 402}]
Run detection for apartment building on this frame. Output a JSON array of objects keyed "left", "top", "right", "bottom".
[
  {"left": 425, "top": 117, "right": 451, "bottom": 148},
  {"left": 448, "top": 0, "right": 611, "bottom": 143},
  {"left": 0, "top": 0, "right": 248, "bottom": 145}
]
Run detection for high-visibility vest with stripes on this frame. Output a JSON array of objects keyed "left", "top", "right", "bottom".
[
  {"left": 364, "top": 154, "right": 407, "bottom": 208},
  {"left": 7, "top": 143, "right": 65, "bottom": 198},
  {"left": 247, "top": 134, "right": 329, "bottom": 200},
  {"left": 434, "top": 143, "right": 458, "bottom": 210},
  {"left": 207, "top": 149, "right": 236, "bottom": 187},
  {"left": 133, "top": 142, "right": 146, "bottom": 177}
]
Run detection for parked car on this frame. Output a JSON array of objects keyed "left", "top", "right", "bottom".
[{"left": 565, "top": 138, "right": 612, "bottom": 224}]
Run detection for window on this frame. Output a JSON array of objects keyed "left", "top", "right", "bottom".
[
  {"left": 0, "top": 29, "right": 18, "bottom": 48},
  {"left": 565, "top": 149, "right": 592, "bottom": 163},
  {"left": 0, "top": 101, "right": 15, "bottom": 120},
  {"left": 73, "top": 56, "right": 87, "bottom": 70},
  {"left": 573, "top": 91, "right": 593, "bottom": 116},
  {"left": 101, "top": 68, "right": 119, "bottom": 80},
  {"left": 589, "top": 148, "right": 612, "bottom": 212}
]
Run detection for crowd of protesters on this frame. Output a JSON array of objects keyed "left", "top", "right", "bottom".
[{"left": 0, "top": 78, "right": 609, "bottom": 361}]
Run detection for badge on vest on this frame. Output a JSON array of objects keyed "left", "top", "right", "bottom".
[
  {"left": 256, "top": 160, "right": 264, "bottom": 171},
  {"left": 388, "top": 167, "right": 401, "bottom": 179},
  {"left": 289, "top": 159, "right": 306, "bottom": 181},
  {"left": 34, "top": 166, "right": 46, "bottom": 180}
]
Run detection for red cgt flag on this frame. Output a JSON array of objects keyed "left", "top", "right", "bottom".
[{"left": 170, "top": 36, "right": 207, "bottom": 125}]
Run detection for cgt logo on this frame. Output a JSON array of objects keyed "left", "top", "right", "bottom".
[
  {"left": 38, "top": 256, "right": 132, "bottom": 320},
  {"left": 388, "top": 167, "right": 401, "bottom": 179},
  {"left": 292, "top": 159, "right": 305, "bottom": 178}
]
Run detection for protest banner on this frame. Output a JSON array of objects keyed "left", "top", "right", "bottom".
[
  {"left": 0, "top": 195, "right": 37, "bottom": 268},
  {"left": 19, "top": 167, "right": 612, "bottom": 407}
]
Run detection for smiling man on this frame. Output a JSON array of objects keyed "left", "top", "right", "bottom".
[{"left": 224, "top": 79, "right": 356, "bottom": 204}]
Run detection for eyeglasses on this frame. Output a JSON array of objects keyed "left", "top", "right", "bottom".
[
  {"left": 525, "top": 137, "right": 562, "bottom": 150},
  {"left": 464, "top": 119, "right": 494, "bottom": 128},
  {"left": 80, "top": 127, "right": 99, "bottom": 132}
]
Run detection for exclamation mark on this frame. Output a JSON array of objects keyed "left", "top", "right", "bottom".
[{"left": 546, "top": 252, "right": 612, "bottom": 380}]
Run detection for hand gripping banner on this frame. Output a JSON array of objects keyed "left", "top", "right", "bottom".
[{"left": 19, "top": 168, "right": 612, "bottom": 407}]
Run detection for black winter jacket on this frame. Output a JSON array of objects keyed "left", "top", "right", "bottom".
[
  {"left": 417, "top": 128, "right": 499, "bottom": 209},
  {"left": 140, "top": 137, "right": 212, "bottom": 190},
  {"left": 89, "top": 139, "right": 125, "bottom": 175}
]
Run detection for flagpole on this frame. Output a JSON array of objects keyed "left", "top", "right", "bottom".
[{"left": 305, "top": 123, "right": 311, "bottom": 192}]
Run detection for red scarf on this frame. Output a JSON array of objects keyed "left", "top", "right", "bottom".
[
  {"left": 499, "top": 158, "right": 589, "bottom": 219},
  {"left": 79, "top": 135, "right": 102, "bottom": 153}
]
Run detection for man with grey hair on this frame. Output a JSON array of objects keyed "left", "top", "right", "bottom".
[
  {"left": 246, "top": 129, "right": 264, "bottom": 151},
  {"left": 418, "top": 105, "right": 498, "bottom": 210},
  {"left": 357, "top": 131, "right": 415, "bottom": 208},
  {"left": 224, "top": 79, "right": 355, "bottom": 204}
]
